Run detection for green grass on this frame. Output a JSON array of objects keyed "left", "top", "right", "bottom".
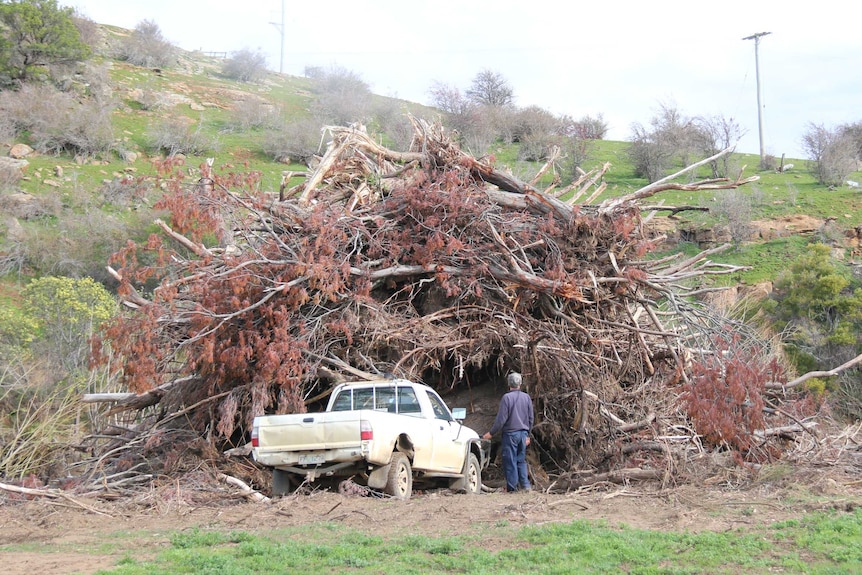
[{"left": 73, "top": 510, "right": 862, "bottom": 575}]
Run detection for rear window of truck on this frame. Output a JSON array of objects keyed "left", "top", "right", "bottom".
[{"left": 330, "top": 386, "right": 421, "bottom": 415}]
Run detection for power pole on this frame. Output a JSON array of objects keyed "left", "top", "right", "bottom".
[
  {"left": 269, "top": 0, "right": 286, "bottom": 74},
  {"left": 743, "top": 32, "right": 771, "bottom": 166}
]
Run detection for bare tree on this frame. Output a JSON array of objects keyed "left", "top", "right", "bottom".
[
  {"left": 428, "top": 81, "right": 470, "bottom": 116},
  {"left": 120, "top": 19, "right": 175, "bottom": 68},
  {"left": 838, "top": 121, "right": 862, "bottom": 161},
  {"left": 628, "top": 103, "right": 702, "bottom": 183},
  {"left": 310, "top": 65, "right": 371, "bottom": 124},
  {"left": 465, "top": 69, "right": 514, "bottom": 107},
  {"left": 628, "top": 121, "right": 675, "bottom": 183},
  {"left": 427, "top": 80, "right": 477, "bottom": 138},
  {"left": 511, "top": 105, "right": 559, "bottom": 142},
  {"left": 222, "top": 48, "right": 268, "bottom": 83},
  {"left": 559, "top": 114, "right": 608, "bottom": 140},
  {"left": 511, "top": 106, "right": 564, "bottom": 162},
  {"left": 803, "top": 122, "right": 858, "bottom": 186},
  {"left": 693, "top": 114, "right": 746, "bottom": 178}
]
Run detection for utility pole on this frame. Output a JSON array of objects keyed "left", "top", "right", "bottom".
[
  {"left": 269, "top": 0, "right": 286, "bottom": 74},
  {"left": 743, "top": 31, "right": 771, "bottom": 166}
]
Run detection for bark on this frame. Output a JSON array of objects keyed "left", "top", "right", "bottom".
[{"left": 85, "top": 115, "right": 803, "bottom": 488}]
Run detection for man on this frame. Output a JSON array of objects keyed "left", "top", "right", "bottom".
[{"left": 482, "top": 372, "right": 534, "bottom": 492}]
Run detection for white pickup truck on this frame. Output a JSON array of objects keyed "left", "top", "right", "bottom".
[{"left": 251, "top": 379, "right": 489, "bottom": 499}]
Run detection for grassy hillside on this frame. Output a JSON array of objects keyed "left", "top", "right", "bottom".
[{"left": 3, "top": 26, "right": 862, "bottom": 296}]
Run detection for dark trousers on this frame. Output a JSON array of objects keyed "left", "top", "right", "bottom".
[{"left": 501, "top": 430, "right": 530, "bottom": 491}]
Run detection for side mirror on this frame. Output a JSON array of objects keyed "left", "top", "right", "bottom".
[{"left": 451, "top": 407, "right": 466, "bottom": 421}]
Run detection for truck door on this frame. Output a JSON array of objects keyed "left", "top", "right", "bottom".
[
  {"left": 393, "top": 386, "right": 435, "bottom": 470},
  {"left": 426, "top": 391, "right": 466, "bottom": 472}
]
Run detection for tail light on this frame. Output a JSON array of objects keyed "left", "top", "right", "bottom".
[
  {"left": 360, "top": 420, "right": 373, "bottom": 441},
  {"left": 251, "top": 426, "right": 259, "bottom": 447}
]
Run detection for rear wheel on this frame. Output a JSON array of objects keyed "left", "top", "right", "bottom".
[
  {"left": 464, "top": 453, "right": 481, "bottom": 494},
  {"left": 272, "top": 468, "right": 294, "bottom": 496},
  {"left": 383, "top": 452, "right": 412, "bottom": 499}
]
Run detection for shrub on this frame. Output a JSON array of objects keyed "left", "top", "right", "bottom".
[
  {"left": 373, "top": 99, "right": 413, "bottom": 151},
  {"left": 0, "top": 158, "right": 26, "bottom": 191},
  {"left": 768, "top": 242, "right": 862, "bottom": 420},
  {"left": 77, "top": 61, "right": 113, "bottom": 102},
  {"left": 0, "top": 83, "right": 114, "bottom": 156},
  {"left": 0, "top": 306, "right": 39, "bottom": 349},
  {"left": 510, "top": 105, "right": 560, "bottom": 143},
  {"left": 839, "top": 121, "right": 862, "bottom": 160},
  {"left": 0, "top": 113, "right": 14, "bottom": 144},
  {"left": 0, "top": 0, "right": 91, "bottom": 84},
  {"left": 802, "top": 122, "right": 857, "bottom": 186},
  {"left": 147, "top": 116, "right": 217, "bottom": 157},
  {"left": 23, "top": 275, "right": 117, "bottom": 373},
  {"left": 99, "top": 175, "right": 152, "bottom": 208},
  {"left": 0, "top": 188, "right": 61, "bottom": 219},
  {"left": 559, "top": 114, "right": 608, "bottom": 141},
  {"left": 711, "top": 189, "right": 753, "bottom": 244},
  {"left": 120, "top": 19, "right": 176, "bottom": 68},
  {"left": 833, "top": 372, "right": 862, "bottom": 421},
  {"left": 0, "top": 382, "right": 80, "bottom": 480},
  {"left": 71, "top": 9, "right": 100, "bottom": 51},
  {"left": 628, "top": 103, "right": 703, "bottom": 182},
  {"left": 262, "top": 118, "right": 322, "bottom": 164},
  {"left": 222, "top": 48, "right": 268, "bottom": 83},
  {"left": 561, "top": 136, "right": 591, "bottom": 181},
  {"left": 692, "top": 114, "right": 745, "bottom": 178},
  {"left": 227, "top": 98, "right": 281, "bottom": 131},
  {"left": 628, "top": 122, "right": 675, "bottom": 183},
  {"left": 131, "top": 83, "right": 168, "bottom": 111},
  {"left": 682, "top": 333, "right": 785, "bottom": 461},
  {"left": 310, "top": 65, "right": 371, "bottom": 124},
  {"left": 0, "top": 240, "right": 27, "bottom": 277},
  {"left": 517, "top": 132, "right": 562, "bottom": 162}
]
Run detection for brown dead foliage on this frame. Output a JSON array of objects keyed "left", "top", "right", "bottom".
[{"left": 82, "top": 116, "right": 815, "bottom": 492}]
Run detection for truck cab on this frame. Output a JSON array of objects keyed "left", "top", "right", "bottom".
[{"left": 251, "top": 379, "right": 489, "bottom": 499}]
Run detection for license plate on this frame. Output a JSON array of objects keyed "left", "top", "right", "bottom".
[{"left": 298, "top": 453, "right": 325, "bottom": 465}]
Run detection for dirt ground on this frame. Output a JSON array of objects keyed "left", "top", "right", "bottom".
[
  {"left": 2, "top": 382, "right": 860, "bottom": 574},
  {"left": 3, "top": 474, "right": 861, "bottom": 575}
]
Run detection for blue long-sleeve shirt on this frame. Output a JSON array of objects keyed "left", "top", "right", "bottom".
[{"left": 489, "top": 389, "right": 534, "bottom": 435}]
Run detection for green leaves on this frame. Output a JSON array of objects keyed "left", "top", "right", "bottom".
[
  {"left": 0, "top": 0, "right": 91, "bottom": 83},
  {"left": 773, "top": 243, "right": 862, "bottom": 346},
  {"left": 22, "top": 275, "right": 116, "bottom": 372}
]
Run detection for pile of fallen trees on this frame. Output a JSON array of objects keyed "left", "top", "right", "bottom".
[{"left": 78, "top": 116, "right": 827, "bottom": 493}]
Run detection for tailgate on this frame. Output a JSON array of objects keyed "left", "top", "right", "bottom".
[{"left": 255, "top": 411, "right": 360, "bottom": 452}]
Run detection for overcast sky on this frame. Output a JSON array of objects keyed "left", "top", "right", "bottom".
[{"left": 67, "top": 0, "right": 861, "bottom": 160}]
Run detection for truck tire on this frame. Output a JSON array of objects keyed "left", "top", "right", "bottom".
[
  {"left": 383, "top": 452, "right": 412, "bottom": 499},
  {"left": 272, "top": 468, "right": 294, "bottom": 496},
  {"left": 464, "top": 453, "right": 482, "bottom": 494}
]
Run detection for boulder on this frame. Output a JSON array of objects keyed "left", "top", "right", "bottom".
[
  {"left": 9, "top": 143, "right": 34, "bottom": 159},
  {"left": 0, "top": 156, "right": 29, "bottom": 173}
]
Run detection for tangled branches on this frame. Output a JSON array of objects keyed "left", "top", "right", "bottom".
[{"left": 90, "top": 117, "right": 796, "bottom": 483}]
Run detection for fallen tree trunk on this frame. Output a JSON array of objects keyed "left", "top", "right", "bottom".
[
  {"left": 83, "top": 115, "right": 805, "bottom": 487},
  {"left": 547, "top": 468, "right": 666, "bottom": 492}
]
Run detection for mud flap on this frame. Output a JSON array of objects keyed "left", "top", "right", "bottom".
[
  {"left": 368, "top": 463, "right": 391, "bottom": 489},
  {"left": 448, "top": 449, "right": 471, "bottom": 492}
]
